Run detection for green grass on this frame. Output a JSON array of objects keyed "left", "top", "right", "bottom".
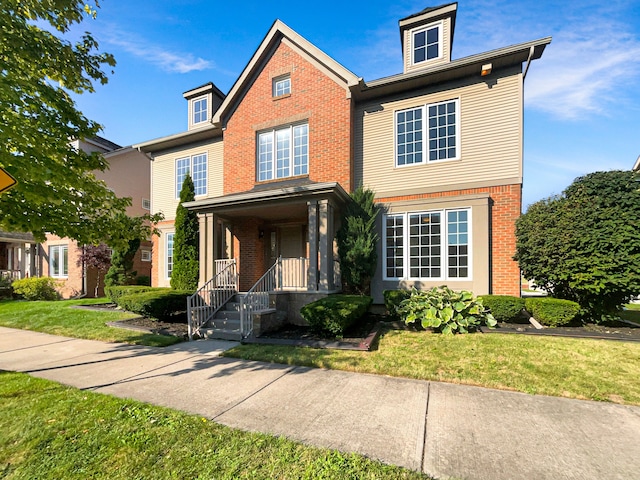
[
  {"left": 621, "top": 303, "right": 640, "bottom": 323},
  {"left": 0, "top": 372, "right": 427, "bottom": 479},
  {"left": 225, "top": 327, "right": 640, "bottom": 405},
  {"left": 0, "top": 298, "right": 181, "bottom": 347}
]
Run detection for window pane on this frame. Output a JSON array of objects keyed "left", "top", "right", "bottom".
[
  {"left": 427, "top": 100, "right": 457, "bottom": 161},
  {"left": 167, "top": 233, "right": 174, "bottom": 278},
  {"left": 258, "top": 132, "right": 274, "bottom": 181},
  {"left": 293, "top": 124, "right": 308, "bottom": 175},
  {"left": 176, "top": 158, "right": 190, "bottom": 198},
  {"left": 62, "top": 246, "right": 68, "bottom": 276},
  {"left": 193, "top": 98, "right": 208, "bottom": 124},
  {"left": 191, "top": 154, "right": 207, "bottom": 196},
  {"left": 384, "top": 216, "right": 404, "bottom": 278},
  {"left": 447, "top": 209, "right": 469, "bottom": 278},
  {"left": 408, "top": 212, "right": 441, "bottom": 279},
  {"left": 396, "top": 108, "right": 423, "bottom": 166},
  {"left": 274, "top": 77, "right": 291, "bottom": 96},
  {"left": 276, "top": 128, "right": 291, "bottom": 178}
]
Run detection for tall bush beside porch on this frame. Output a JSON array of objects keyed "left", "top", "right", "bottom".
[{"left": 170, "top": 174, "right": 199, "bottom": 292}]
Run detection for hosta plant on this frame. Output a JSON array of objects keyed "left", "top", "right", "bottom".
[{"left": 397, "top": 286, "right": 497, "bottom": 334}]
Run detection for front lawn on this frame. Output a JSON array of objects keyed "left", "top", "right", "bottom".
[
  {"left": 0, "top": 298, "right": 181, "bottom": 347},
  {"left": 0, "top": 372, "right": 426, "bottom": 479},
  {"left": 225, "top": 327, "right": 640, "bottom": 405}
]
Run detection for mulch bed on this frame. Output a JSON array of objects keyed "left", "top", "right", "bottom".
[{"left": 480, "top": 319, "right": 640, "bottom": 342}]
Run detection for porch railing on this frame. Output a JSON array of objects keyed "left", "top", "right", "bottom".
[
  {"left": 187, "top": 259, "right": 237, "bottom": 340},
  {"left": 278, "top": 257, "right": 308, "bottom": 290},
  {"left": 0, "top": 270, "right": 21, "bottom": 281}
]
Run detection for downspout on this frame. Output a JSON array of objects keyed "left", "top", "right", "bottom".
[
  {"left": 522, "top": 45, "right": 535, "bottom": 81},
  {"left": 72, "top": 245, "right": 87, "bottom": 300}
]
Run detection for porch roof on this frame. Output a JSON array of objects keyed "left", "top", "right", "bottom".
[
  {"left": 183, "top": 181, "right": 350, "bottom": 218},
  {"left": 0, "top": 230, "right": 35, "bottom": 243}
]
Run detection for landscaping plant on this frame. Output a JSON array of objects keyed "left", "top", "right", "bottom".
[
  {"left": 478, "top": 295, "right": 527, "bottom": 323},
  {"left": 11, "top": 277, "right": 60, "bottom": 301},
  {"left": 170, "top": 174, "right": 199, "bottom": 292},
  {"left": 525, "top": 297, "right": 580, "bottom": 327},
  {"left": 397, "top": 286, "right": 496, "bottom": 334},
  {"left": 300, "top": 294, "right": 372, "bottom": 337}
]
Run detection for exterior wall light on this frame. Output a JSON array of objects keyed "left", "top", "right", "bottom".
[{"left": 481, "top": 63, "right": 493, "bottom": 76}]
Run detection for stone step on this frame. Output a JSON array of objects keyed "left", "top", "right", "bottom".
[
  {"left": 202, "top": 328, "right": 242, "bottom": 341},
  {"left": 214, "top": 310, "right": 241, "bottom": 321},
  {"left": 223, "top": 301, "right": 241, "bottom": 312},
  {"left": 208, "top": 316, "right": 240, "bottom": 330}
]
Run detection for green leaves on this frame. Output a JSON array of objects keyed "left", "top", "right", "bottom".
[
  {"left": 171, "top": 174, "right": 199, "bottom": 292},
  {"left": 396, "top": 286, "right": 496, "bottom": 334}
]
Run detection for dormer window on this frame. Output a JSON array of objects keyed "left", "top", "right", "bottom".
[
  {"left": 273, "top": 75, "right": 291, "bottom": 97},
  {"left": 192, "top": 96, "right": 208, "bottom": 124},
  {"left": 412, "top": 21, "right": 442, "bottom": 65}
]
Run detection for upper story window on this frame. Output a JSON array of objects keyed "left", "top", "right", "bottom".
[
  {"left": 258, "top": 124, "right": 308, "bottom": 181},
  {"left": 412, "top": 22, "right": 442, "bottom": 65},
  {"left": 384, "top": 208, "right": 470, "bottom": 281},
  {"left": 396, "top": 98, "right": 459, "bottom": 166},
  {"left": 176, "top": 153, "right": 207, "bottom": 198},
  {"left": 273, "top": 75, "right": 291, "bottom": 97},
  {"left": 192, "top": 96, "right": 208, "bottom": 125},
  {"left": 142, "top": 198, "right": 151, "bottom": 210},
  {"left": 49, "top": 245, "right": 68, "bottom": 278}
]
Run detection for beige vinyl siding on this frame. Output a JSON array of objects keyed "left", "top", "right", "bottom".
[
  {"left": 151, "top": 137, "right": 223, "bottom": 221},
  {"left": 404, "top": 17, "right": 451, "bottom": 73},
  {"left": 355, "top": 66, "right": 523, "bottom": 197}
]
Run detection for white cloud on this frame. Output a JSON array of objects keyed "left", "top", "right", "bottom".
[{"left": 102, "top": 27, "right": 214, "bottom": 74}]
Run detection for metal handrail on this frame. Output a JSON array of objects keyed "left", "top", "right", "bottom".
[
  {"left": 239, "top": 257, "right": 281, "bottom": 338},
  {"left": 187, "top": 260, "right": 237, "bottom": 340}
]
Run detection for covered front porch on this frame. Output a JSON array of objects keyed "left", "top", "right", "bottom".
[
  {"left": 184, "top": 181, "right": 350, "bottom": 339},
  {"left": 0, "top": 231, "right": 38, "bottom": 281}
]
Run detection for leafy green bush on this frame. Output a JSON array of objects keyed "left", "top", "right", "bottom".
[
  {"left": 0, "top": 276, "right": 12, "bottom": 299},
  {"left": 300, "top": 295, "right": 372, "bottom": 337},
  {"left": 478, "top": 295, "right": 527, "bottom": 323},
  {"left": 383, "top": 289, "right": 412, "bottom": 320},
  {"left": 524, "top": 297, "right": 580, "bottom": 327},
  {"left": 398, "top": 286, "right": 496, "bottom": 334},
  {"left": 117, "top": 290, "right": 191, "bottom": 321},
  {"left": 105, "top": 285, "right": 159, "bottom": 304},
  {"left": 135, "top": 275, "right": 151, "bottom": 286},
  {"left": 11, "top": 277, "right": 60, "bottom": 301}
]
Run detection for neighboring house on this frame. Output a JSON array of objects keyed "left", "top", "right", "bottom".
[
  {"left": 40, "top": 138, "right": 152, "bottom": 297},
  {"left": 136, "top": 3, "right": 550, "bottom": 336},
  {"left": 0, "top": 231, "right": 37, "bottom": 281}
]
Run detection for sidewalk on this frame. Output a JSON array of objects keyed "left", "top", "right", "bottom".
[{"left": 1, "top": 326, "right": 639, "bottom": 480}]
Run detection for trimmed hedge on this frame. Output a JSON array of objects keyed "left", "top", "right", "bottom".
[
  {"left": 117, "top": 290, "right": 192, "bottom": 321},
  {"left": 383, "top": 289, "right": 412, "bottom": 320},
  {"left": 478, "top": 295, "right": 527, "bottom": 323},
  {"left": 105, "top": 285, "right": 159, "bottom": 304},
  {"left": 11, "top": 277, "right": 60, "bottom": 301},
  {"left": 525, "top": 297, "right": 580, "bottom": 327},
  {"left": 300, "top": 295, "right": 372, "bottom": 337}
]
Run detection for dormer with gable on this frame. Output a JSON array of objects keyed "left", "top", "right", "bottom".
[
  {"left": 183, "top": 82, "right": 225, "bottom": 130},
  {"left": 400, "top": 2, "right": 457, "bottom": 73}
]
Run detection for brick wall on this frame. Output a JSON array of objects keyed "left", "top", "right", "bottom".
[
  {"left": 223, "top": 40, "right": 353, "bottom": 195},
  {"left": 152, "top": 220, "right": 175, "bottom": 287},
  {"left": 40, "top": 235, "right": 83, "bottom": 298},
  {"left": 377, "top": 183, "right": 522, "bottom": 296},
  {"left": 232, "top": 218, "right": 267, "bottom": 291}
]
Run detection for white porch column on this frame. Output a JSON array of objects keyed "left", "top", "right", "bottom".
[
  {"left": 318, "top": 199, "right": 334, "bottom": 292},
  {"left": 198, "top": 213, "right": 215, "bottom": 286},
  {"left": 29, "top": 243, "right": 37, "bottom": 277},
  {"left": 18, "top": 245, "right": 26, "bottom": 279},
  {"left": 307, "top": 200, "right": 318, "bottom": 291}
]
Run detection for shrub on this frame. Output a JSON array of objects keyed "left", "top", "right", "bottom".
[
  {"left": 300, "top": 295, "right": 372, "bottom": 337},
  {"left": 11, "top": 277, "right": 60, "bottom": 301},
  {"left": 105, "top": 285, "right": 158, "bottom": 304},
  {"left": 135, "top": 275, "right": 151, "bottom": 286},
  {"left": 398, "top": 286, "right": 496, "bottom": 334},
  {"left": 383, "top": 289, "right": 412, "bottom": 320},
  {"left": 117, "top": 290, "right": 191, "bottom": 321},
  {"left": 171, "top": 174, "right": 199, "bottom": 291},
  {"left": 524, "top": 297, "right": 580, "bottom": 327},
  {"left": 478, "top": 295, "right": 527, "bottom": 323}
]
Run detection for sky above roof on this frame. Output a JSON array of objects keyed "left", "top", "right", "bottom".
[{"left": 68, "top": 0, "right": 640, "bottom": 209}]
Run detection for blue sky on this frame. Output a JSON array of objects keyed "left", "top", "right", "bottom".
[{"left": 69, "top": 0, "right": 640, "bottom": 209}]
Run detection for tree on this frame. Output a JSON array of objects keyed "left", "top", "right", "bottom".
[
  {"left": 171, "top": 174, "right": 199, "bottom": 291},
  {"left": 336, "top": 186, "right": 379, "bottom": 295},
  {"left": 104, "top": 238, "right": 140, "bottom": 287},
  {"left": 515, "top": 170, "right": 640, "bottom": 318},
  {"left": 0, "top": 0, "right": 130, "bottom": 242},
  {"left": 76, "top": 244, "right": 111, "bottom": 297}
]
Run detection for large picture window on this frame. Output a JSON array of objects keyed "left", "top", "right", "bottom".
[
  {"left": 258, "top": 124, "right": 308, "bottom": 181},
  {"left": 49, "top": 245, "right": 68, "bottom": 278},
  {"left": 396, "top": 99, "right": 459, "bottom": 166},
  {"left": 384, "top": 208, "right": 470, "bottom": 280},
  {"left": 176, "top": 153, "right": 207, "bottom": 198}
]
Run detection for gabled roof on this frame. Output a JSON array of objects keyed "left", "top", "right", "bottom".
[
  {"left": 399, "top": 3, "right": 458, "bottom": 57},
  {"left": 134, "top": 124, "right": 222, "bottom": 154},
  {"left": 634, "top": 155, "right": 640, "bottom": 171},
  {"left": 211, "top": 20, "right": 360, "bottom": 126}
]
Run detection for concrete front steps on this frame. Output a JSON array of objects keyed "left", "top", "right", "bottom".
[{"left": 202, "top": 296, "right": 243, "bottom": 341}]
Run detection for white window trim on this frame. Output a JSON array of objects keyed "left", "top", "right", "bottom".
[
  {"left": 166, "top": 232, "right": 175, "bottom": 280},
  {"left": 394, "top": 98, "right": 461, "bottom": 168},
  {"left": 410, "top": 20, "right": 444, "bottom": 66},
  {"left": 141, "top": 250, "right": 152, "bottom": 262},
  {"left": 175, "top": 153, "right": 208, "bottom": 199},
  {"left": 273, "top": 75, "right": 291, "bottom": 97},
  {"left": 191, "top": 95, "right": 208, "bottom": 125},
  {"left": 382, "top": 208, "right": 472, "bottom": 281},
  {"left": 49, "top": 244, "right": 69, "bottom": 278},
  {"left": 257, "top": 123, "right": 308, "bottom": 181}
]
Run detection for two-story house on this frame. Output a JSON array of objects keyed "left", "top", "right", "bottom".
[
  {"left": 40, "top": 137, "right": 153, "bottom": 297},
  {"left": 137, "top": 3, "right": 550, "bottom": 338}
]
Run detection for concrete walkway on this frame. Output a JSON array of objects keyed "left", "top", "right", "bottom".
[{"left": 1, "top": 326, "right": 639, "bottom": 480}]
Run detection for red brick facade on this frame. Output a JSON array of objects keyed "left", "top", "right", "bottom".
[
  {"left": 222, "top": 40, "right": 353, "bottom": 195},
  {"left": 377, "top": 184, "right": 522, "bottom": 296}
]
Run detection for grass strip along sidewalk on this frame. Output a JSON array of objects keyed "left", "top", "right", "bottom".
[
  {"left": 0, "top": 372, "right": 427, "bottom": 480},
  {"left": 0, "top": 298, "right": 181, "bottom": 347}
]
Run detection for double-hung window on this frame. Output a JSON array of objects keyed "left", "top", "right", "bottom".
[
  {"left": 384, "top": 208, "right": 470, "bottom": 280},
  {"left": 273, "top": 75, "right": 291, "bottom": 97},
  {"left": 258, "top": 124, "right": 308, "bottom": 181},
  {"left": 412, "top": 22, "right": 442, "bottom": 65},
  {"left": 192, "top": 97, "right": 208, "bottom": 125},
  {"left": 166, "top": 233, "right": 174, "bottom": 278},
  {"left": 49, "top": 245, "right": 68, "bottom": 278},
  {"left": 396, "top": 99, "right": 459, "bottom": 166},
  {"left": 176, "top": 153, "right": 207, "bottom": 198}
]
